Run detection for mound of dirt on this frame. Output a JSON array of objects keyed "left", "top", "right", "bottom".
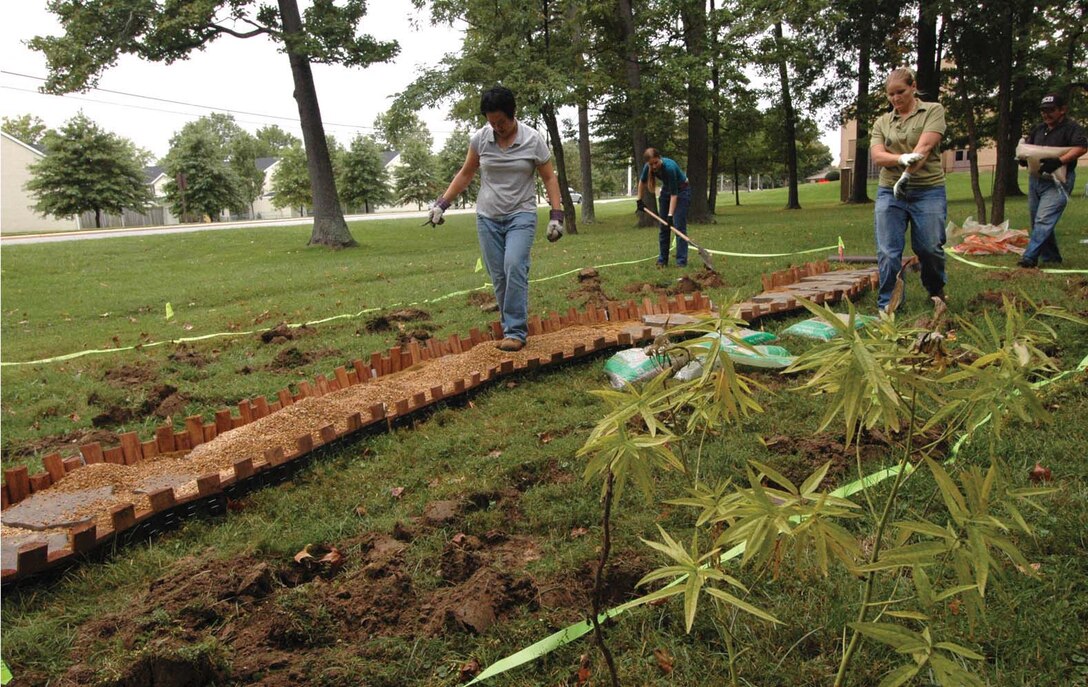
[
  {"left": 167, "top": 344, "right": 212, "bottom": 368},
  {"left": 140, "top": 384, "right": 188, "bottom": 419},
  {"left": 91, "top": 405, "right": 135, "bottom": 428},
  {"left": 622, "top": 281, "right": 669, "bottom": 296},
  {"left": 259, "top": 323, "right": 315, "bottom": 345},
  {"left": 103, "top": 362, "right": 158, "bottom": 389},
  {"left": 265, "top": 347, "right": 340, "bottom": 372},
  {"left": 365, "top": 309, "right": 433, "bottom": 333},
  {"left": 467, "top": 292, "right": 497, "bottom": 312},
  {"left": 568, "top": 269, "right": 614, "bottom": 307}
]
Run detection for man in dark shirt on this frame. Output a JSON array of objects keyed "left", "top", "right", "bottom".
[{"left": 1018, "top": 93, "right": 1088, "bottom": 268}]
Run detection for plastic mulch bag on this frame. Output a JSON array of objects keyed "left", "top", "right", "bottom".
[
  {"left": 673, "top": 342, "right": 795, "bottom": 380},
  {"left": 947, "top": 217, "right": 1028, "bottom": 256},
  {"left": 781, "top": 314, "right": 876, "bottom": 341},
  {"left": 603, "top": 348, "right": 672, "bottom": 389}
]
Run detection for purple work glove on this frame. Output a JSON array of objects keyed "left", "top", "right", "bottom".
[
  {"left": 547, "top": 209, "right": 564, "bottom": 242},
  {"left": 427, "top": 197, "right": 451, "bottom": 226}
]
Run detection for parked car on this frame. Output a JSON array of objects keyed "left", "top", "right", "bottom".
[{"left": 567, "top": 188, "right": 582, "bottom": 204}]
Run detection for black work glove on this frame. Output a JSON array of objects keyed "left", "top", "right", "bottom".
[
  {"left": 636, "top": 199, "right": 646, "bottom": 213},
  {"left": 665, "top": 215, "right": 674, "bottom": 227},
  {"left": 1018, "top": 158, "right": 1028, "bottom": 168},
  {"left": 1039, "top": 157, "right": 1062, "bottom": 175}
]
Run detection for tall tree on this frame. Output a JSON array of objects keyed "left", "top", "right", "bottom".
[
  {"left": 435, "top": 128, "right": 478, "bottom": 207},
  {"left": 163, "top": 124, "right": 243, "bottom": 222},
  {"left": 394, "top": 139, "right": 439, "bottom": 210},
  {"left": 680, "top": 0, "right": 714, "bottom": 221},
  {"left": 338, "top": 134, "right": 392, "bottom": 213},
  {"left": 30, "top": 0, "right": 397, "bottom": 248},
  {"left": 229, "top": 131, "right": 267, "bottom": 217},
  {"left": 771, "top": 20, "right": 801, "bottom": 209},
  {"left": 915, "top": 0, "right": 941, "bottom": 97},
  {"left": 618, "top": 0, "right": 656, "bottom": 226},
  {"left": 25, "top": 113, "right": 152, "bottom": 228},
  {"left": 2, "top": 114, "right": 49, "bottom": 147},
  {"left": 270, "top": 143, "right": 312, "bottom": 215},
  {"left": 254, "top": 124, "right": 300, "bottom": 156},
  {"left": 569, "top": 1, "right": 596, "bottom": 223}
]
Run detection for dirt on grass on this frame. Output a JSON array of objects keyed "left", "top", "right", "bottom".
[
  {"left": 567, "top": 267, "right": 615, "bottom": 307},
  {"left": 265, "top": 347, "right": 341, "bottom": 373},
  {"left": 762, "top": 428, "right": 947, "bottom": 491},
  {"left": 167, "top": 344, "right": 213, "bottom": 369},
  {"left": 364, "top": 308, "right": 432, "bottom": 333},
  {"left": 102, "top": 362, "right": 158, "bottom": 389},
  {"left": 1, "top": 428, "right": 120, "bottom": 462},
  {"left": 259, "top": 323, "right": 316, "bottom": 346},
  {"left": 49, "top": 508, "right": 556, "bottom": 687},
  {"left": 467, "top": 291, "right": 498, "bottom": 312}
]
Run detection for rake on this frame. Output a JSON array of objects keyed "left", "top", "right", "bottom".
[{"left": 641, "top": 207, "right": 719, "bottom": 274}]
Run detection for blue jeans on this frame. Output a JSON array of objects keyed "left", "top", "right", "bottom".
[
  {"left": 477, "top": 211, "right": 536, "bottom": 342},
  {"left": 658, "top": 186, "right": 692, "bottom": 266},
  {"left": 1023, "top": 171, "right": 1075, "bottom": 264},
  {"left": 874, "top": 185, "right": 947, "bottom": 309}
]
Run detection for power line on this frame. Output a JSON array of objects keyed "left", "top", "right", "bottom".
[{"left": 1, "top": 70, "right": 459, "bottom": 134}]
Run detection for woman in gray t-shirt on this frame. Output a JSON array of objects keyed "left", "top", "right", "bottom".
[{"left": 428, "top": 87, "right": 564, "bottom": 352}]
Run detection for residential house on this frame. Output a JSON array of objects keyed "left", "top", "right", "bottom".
[{"left": 1, "top": 131, "right": 80, "bottom": 233}]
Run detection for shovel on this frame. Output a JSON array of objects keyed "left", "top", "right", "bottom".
[{"left": 641, "top": 207, "right": 718, "bottom": 275}]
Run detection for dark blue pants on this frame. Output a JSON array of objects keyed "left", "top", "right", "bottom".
[{"left": 657, "top": 186, "right": 692, "bottom": 266}]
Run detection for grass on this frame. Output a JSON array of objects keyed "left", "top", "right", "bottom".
[{"left": 1, "top": 172, "right": 1086, "bottom": 686}]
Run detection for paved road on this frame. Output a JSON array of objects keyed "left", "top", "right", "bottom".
[{"left": 0, "top": 198, "right": 628, "bottom": 245}]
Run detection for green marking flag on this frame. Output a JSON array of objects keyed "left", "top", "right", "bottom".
[
  {"left": 837, "top": 236, "right": 845, "bottom": 262},
  {"left": 2, "top": 658, "right": 12, "bottom": 685},
  {"left": 474, "top": 257, "right": 483, "bottom": 273},
  {"left": 165, "top": 302, "right": 174, "bottom": 320}
]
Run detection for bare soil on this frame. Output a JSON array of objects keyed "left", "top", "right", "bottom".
[
  {"left": 1, "top": 428, "right": 120, "bottom": 462},
  {"left": 102, "top": 362, "right": 159, "bottom": 389},
  {"left": 265, "top": 347, "right": 341, "bottom": 373},
  {"left": 43, "top": 494, "right": 632, "bottom": 687},
  {"left": 167, "top": 344, "right": 213, "bottom": 368},
  {"left": 364, "top": 308, "right": 432, "bottom": 333},
  {"left": 259, "top": 323, "right": 316, "bottom": 346}
]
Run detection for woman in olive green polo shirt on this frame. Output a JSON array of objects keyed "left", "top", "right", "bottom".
[{"left": 869, "top": 67, "right": 948, "bottom": 312}]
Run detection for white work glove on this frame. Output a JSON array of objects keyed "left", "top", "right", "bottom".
[
  {"left": 427, "top": 197, "right": 450, "bottom": 227},
  {"left": 893, "top": 172, "right": 911, "bottom": 200},
  {"left": 898, "top": 152, "right": 924, "bottom": 168},
  {"left": 546, "top": 209, "right": 564, "bottom": 242}
]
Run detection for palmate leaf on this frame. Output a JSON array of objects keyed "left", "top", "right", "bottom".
[
  {"left": 929, "top": 653, "right": 986, "bottom": 687},
  {"left": 705, "top": 587, "right": 781, "bottom": 624},
  {"left": 579, "top": 426, "right": 682, "bottom": 501},
  {"left": 849, "top": 622, "right": 928, "bottom": 654},
  {"left": 877, "top": 663, "right": 921, "bottom": 687}
]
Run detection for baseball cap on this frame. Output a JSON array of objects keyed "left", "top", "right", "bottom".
[{"left": 1040, "top": 93, "right": 1065, "bottom": 109}]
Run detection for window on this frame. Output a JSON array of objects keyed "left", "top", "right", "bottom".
[{"left": 955, "top": 150, "right": 965, "bottom": 162}]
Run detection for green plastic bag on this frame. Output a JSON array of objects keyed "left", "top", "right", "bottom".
[
  {"left": 603, "top": 348, "right": 672, "bottom": 388},
  {"left": 781, "top": 314, "right": 876, "bottom": 341}
]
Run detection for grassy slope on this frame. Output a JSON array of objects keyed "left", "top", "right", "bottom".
[{"left": 1, "top": 173, "right": 1086, "bottom": 685}]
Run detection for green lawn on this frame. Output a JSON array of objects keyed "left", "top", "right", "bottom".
[{"left": 1, "top": 172, "right": 1086, "bottom": 686}]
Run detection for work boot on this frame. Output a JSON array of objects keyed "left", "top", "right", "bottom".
[{"left": 497, "top": 338, "right": 525, "bottom": 352}]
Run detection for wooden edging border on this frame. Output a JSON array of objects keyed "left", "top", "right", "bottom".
[{"left": 1, "top": 291, "right": 715, "bottom": 584}]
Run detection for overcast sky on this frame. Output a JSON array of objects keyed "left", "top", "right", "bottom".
[
  {"left": 0, "top": 1, "right": 466, "bottom": 159},
  {"left": 2, "top": 2, "right": 840, "bottom": 165}
]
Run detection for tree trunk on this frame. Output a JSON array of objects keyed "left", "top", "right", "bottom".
[
  {"left": 278, "top": 0, "right": 355, "bottom": 248},
  {"left": 1003, "top": 6, "right": 1033, "bottom": 199},
  {"left": 541, "top": 103, "right": 578, "bottom": 235},
  {"left": 733, "top": 156, "right": 740, "bottom": 206},
  {"left": 577, "top": 102, "right": 596, "bottom": 223},
  {"left": 989, "top": 4, "right": 1014, "bottom": 225},
  {"left": 618, "top": 0, "right": 655, "bottom": 226},
  {"left": 916, "top": 0, "right": 940, "bottom": 97},
  {"left": 849, "top": 13, "right": 873, "bottom": 204},
  {"left": 948, "top": 26, "right": 987, "bottom": 220},
  {"left": 681, "top": 0, "right": 712, "bottom": 222},
  {"left": 94, "top": 207, "right": 102, "bottom": 228},
  {"left": 774, "top": 22, "right": 801, "bottom": 210},
  {"left": 707, "top": 0, "right": 721, "bottom": 216}
]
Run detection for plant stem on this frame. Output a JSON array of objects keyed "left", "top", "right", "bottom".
[
  {"left": 591, "top": 468, "right": 621, "bottom": 687},
  {"left": 834, "top": 388, "right": 919, "bottom": 687}
]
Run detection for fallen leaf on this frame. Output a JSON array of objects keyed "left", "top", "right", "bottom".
[
  {"left": 506, "top": 381, "right": 517, "bottom": 389},
  {"left": 488, "top": 449, "right": 503, "bottom": 458},
  {"left": 99, "top": 312, "right": 111, "bottom": 318},
  {"left": 293, "top": 544, "right": 314, "bottom": 564},
  {"left": 468, "top": 401, "right": 476, "bottom": 409},
  {"left": 452, "top": 533, "right": 468, "bottom": 546},
  {"left": 1015, "top": 562, "right": 1042, "bottom": 575},
  {"left": 948, "top": 598, "right": 962, "bottom": 616},
  {"left": 576, "top": 654, "right": 592, "bottom": 684},
  {"left": 459, "top": 658, "right": 481, "bottom": 682},
  {"left": 537, "top": 431, "right": 554, "bottom": 444},
  {"left": 68, "top": 412, "right": 80, "bottom": 423},
  {"left": 390, "top": 486, "right": 405, "bottom": 499},
  {"left": 183, "top": 323, "right": 194, "bottom": 331},
  {"left": 318, "top": 547, "right": 345, "bottom": 568},
  {"left": 128, "top": 317, "right": 138, "bottom": 323},
  {"left": 354, "top": 504, "right": 367, "bottom": 517},
  {"left": 570, "top": 527, "right": 589, "bottom": 539},
  {"left": 653, "top": 648, "right": 674, "bottom": 674}
]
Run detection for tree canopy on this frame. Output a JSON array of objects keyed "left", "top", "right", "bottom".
[
  {"left": 31, "top": 0, "right": 398, "bottom": 247},
  {"left": 25, "top": 113, "right": 152, "bottom": 228}
]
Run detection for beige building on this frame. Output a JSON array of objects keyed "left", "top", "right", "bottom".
[{"left": 1, "top": 132, "right": 81, "bottom": 233}]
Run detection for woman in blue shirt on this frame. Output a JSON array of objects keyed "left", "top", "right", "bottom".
[{"left": 636, "top": 148, "right": 691, "bottom": 268}]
